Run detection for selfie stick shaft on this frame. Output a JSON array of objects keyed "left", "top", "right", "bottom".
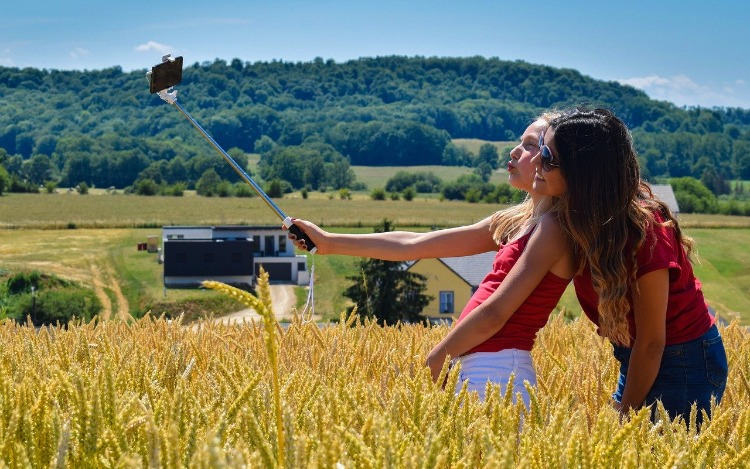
[
  {"left": 164, "top": 97, "right": 316, "bottom": 253},
  {"left": 173, "top": 101, "right": 285, "bottom": 220}
]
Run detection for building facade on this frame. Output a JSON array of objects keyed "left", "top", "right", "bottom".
[
  {"left": 407, "top": 251, "right": 496, "bottom": 323},
  {"left": 162, "top": 225, "right": 310, "bottom": 288}
]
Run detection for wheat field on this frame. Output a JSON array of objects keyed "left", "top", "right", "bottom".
[{"left": 1, "top": 274, "right": 749, "bottom": 467}]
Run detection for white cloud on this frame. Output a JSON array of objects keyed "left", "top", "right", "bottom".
[
  {"left": 69, "top": 47, "right": 90, "bottom": 59},
  {"left": 617, "top": 74, "right": 750, "bottom": 109},
  {"left": 135, "top": 41, "right": 173, "bottom": 54}
]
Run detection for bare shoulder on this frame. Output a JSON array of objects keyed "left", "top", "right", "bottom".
[
  {"left": 535, "top": 211, "right": 567, "bottom": 239},
  {"left": 532, "top": 211, "right": 576, "bottom": 278}
]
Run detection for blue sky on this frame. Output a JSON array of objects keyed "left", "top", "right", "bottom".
[{"left": 2, "top": 0, "right": 748, "bottom": 109}]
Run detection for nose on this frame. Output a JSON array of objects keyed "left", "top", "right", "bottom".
[
  {"left": 530, "top": 151, "right": 541, "bottom": 168},
  {"left": 509, "top": 144, "right": 521, "bottom": 161}
]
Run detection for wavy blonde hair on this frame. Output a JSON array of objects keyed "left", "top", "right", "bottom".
[{"left": 550, "top": 108, "right": 695, "bottom": 345}]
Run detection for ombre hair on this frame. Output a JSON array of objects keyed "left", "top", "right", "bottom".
[{"left": 549, "top": 107, "right": 694, "bottom": 345}]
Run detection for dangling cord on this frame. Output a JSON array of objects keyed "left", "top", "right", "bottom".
[{"left": 299, "top": 253, "right": 315, "bottom": 323}]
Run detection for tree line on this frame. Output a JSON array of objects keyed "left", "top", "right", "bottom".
[{"left": 0, "top": 56, "right": 749, "bottom": 198}]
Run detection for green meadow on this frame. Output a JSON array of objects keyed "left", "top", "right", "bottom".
[{"left": 1, "top": 191, "right": 749, "bottom": 323}]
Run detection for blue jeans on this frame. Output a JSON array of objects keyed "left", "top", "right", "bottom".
[{"left": 612, "top": 325, "right": 728, "bottom": 425}]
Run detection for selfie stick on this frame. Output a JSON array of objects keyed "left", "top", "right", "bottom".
[{"left": 147, "top": 55, "right": 316, "bottom": 253}]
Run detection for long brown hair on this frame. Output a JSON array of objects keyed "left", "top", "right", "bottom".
[{"left": 549, "top": 108, "right": 694, "bottom": 345}]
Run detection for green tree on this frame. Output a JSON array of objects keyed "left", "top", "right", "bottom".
[
  {"left": 254, "top": 135, "right": 275, "bottom": 154},
  {"left": 476, "top": 143, "right": 500, "bottom": 170},
  {"left": 196, "top": 168, "right": 222, "bottom": 196},
  {"left": 670, "top": 177, "right": 717, "bottom": 213},
  {"left": 134, "top": 178, "right": 159, "bottom": 196},
  {"left": 343, "top": 220, "right": 432, "bottom": 325},
  {"left": 26, "top": 154, "right": 55, "bottom": 185},
  {"left": 266, "top": 179, "right": 284, "bottom": 198},
  {"left": 0, "top": 165, "right": 9, "bottom": 195}
]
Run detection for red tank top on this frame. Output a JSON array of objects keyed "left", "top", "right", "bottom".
[
  {"left": 573, "top": 213, "right": 714, "bottom": 345},
  {"left": 456, "top": 229, "right": 570, "bottom": 353}
]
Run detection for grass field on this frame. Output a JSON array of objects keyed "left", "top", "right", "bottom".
[
  {"left": 1, "top": 192, "right": 749, "bottom": 323},
  {"left": 352, "top": 164, "right": 508, "bottom": 189},
  {"left": 0, "top": 192, "right": 502, "bottom": 229},
  {"left": 452, "top": 137, "right": 515, "bottom": 154}
]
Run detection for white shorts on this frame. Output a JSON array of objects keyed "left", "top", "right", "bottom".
[{"left": 455, "top": 349, "right": 536, "bottom": 406}]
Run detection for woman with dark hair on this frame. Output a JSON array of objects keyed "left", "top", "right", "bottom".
[{"left": 532, "top": 107, "right": 727, "bottom": 423}]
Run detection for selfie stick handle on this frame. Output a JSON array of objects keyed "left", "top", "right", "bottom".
[{"left": 163, "top": 94, "right": 316, "bottom": 253}]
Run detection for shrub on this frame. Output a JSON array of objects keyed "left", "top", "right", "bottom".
[
  {"left": 134, "top": 178, "right": 159, "bottom": 196},
  {"left": 216, "top": 181, "right": 233, "bottom": 198},
  {"left": 266, "top": 179, "right": 284, "bottom": 198},
  {"left": 14, "top": 288, "right": 102, "bottom": 324},
  {"left": 370, "top": 187, "right": 386, "bottom": 200},
  {"left": 233, "top": 182, "right": 255, "bottom": 198},
  {"left": 7, "top": 271, "right": 41, "bottom": 295},
  {"left": 161, "top": 182, "right": 186, "bottom": 196}
]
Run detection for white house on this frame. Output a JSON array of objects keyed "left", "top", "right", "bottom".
[{"left": 161, "top": 225, "right": 310, "bottom": 288}]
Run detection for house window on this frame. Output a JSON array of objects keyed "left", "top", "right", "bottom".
[
  {"left": 279, "top": 235, "right": 287, "bottom": 252},
  {"left": 298, "top": 262, "right": 306, "bottom": 271},
  {"left": 264, "top": 236, "right": 275, "bottom": 256},
  {"left": 439, "top": 291, "right": 454, "bottom": 314}
]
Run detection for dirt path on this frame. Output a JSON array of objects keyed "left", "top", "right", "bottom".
[
  {"left": 90, "top": 263, "right": 112, "bottom": 320},
  {"left": 89, "top": 259, "right": 130, "bottom": 321},
  {"left": 214, "top": 283, "right": 320, "bottom": 325}
]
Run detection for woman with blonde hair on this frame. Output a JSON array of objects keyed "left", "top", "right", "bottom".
[{"left": 288, "top": 113, "right": 575, "bottom": 405}]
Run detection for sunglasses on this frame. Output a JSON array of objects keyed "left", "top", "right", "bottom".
[{"left": 538, "top": 131, "right": 560, "bottom": 172}]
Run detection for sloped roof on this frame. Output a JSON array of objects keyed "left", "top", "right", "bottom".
[
  {"left": 438, "top": 251, "right": 496, "bottom": 287},
  {"left": 651, "top": 184, "right": 680, "bottom": 214}
]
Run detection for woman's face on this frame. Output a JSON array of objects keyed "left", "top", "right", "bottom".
[
  {"left": 531, "top": 128, "right": 567, "bottom": 197},
  {"left": 508, "top": 119, "right": 546, "bottom": 193}
]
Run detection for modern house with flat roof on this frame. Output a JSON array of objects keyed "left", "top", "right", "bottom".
[{"left": 161, "top": 225, "right": 309, "bottom": 288}]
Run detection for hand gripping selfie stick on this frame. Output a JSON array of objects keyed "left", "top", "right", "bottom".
[{"left": 147, "top": 55, "right": 316, "bottom": 253}]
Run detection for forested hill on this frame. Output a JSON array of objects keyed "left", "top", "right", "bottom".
[{"left": 1, "top": 56, "right": 749, "bottom": 191}]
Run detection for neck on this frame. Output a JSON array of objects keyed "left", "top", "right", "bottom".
[{"left": 530, "top": 193, "right": 553, "bottom": 216}]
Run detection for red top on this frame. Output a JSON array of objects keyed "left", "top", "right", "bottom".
[
  {"left": 573, "top": 213, "right": 714, "bottom": 345},
  {"left": 456, "top": 229, "right": 570, "bottom": 353}
]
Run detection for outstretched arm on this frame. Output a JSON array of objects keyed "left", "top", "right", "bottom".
[
  {"left": 286, "top": 216, "right": 498, "bottom": 260},
  {"left": 425, "top": 214, "right": 573, "bottom": 381}
]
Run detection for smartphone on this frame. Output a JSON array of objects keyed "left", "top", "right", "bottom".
[{"left": 149, "top": 56, "right": 183, "bottom": 94}]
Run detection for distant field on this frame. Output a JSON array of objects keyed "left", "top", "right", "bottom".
[
  {"left": 248, "top": 139, "right": 516, "bottom": 191},
  {"left": 453, "top": 138, "right": 515, "bottom": 155},
  {"left": 0, "top": 192, "right": 502, "bottom": 229},
  {"left": 1, "top": 193, "right": 749, "bottom": 323},
  {"left": 352, "top": 164, "right": 508, "bottom": 189}
]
